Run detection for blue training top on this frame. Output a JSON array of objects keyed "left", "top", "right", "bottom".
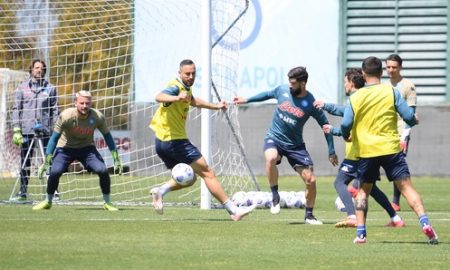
[{"left": 247, "top": 85, "right": 335, "bottom": 155}]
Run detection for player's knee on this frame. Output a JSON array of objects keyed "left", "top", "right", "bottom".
[
  {"left": 266, "top": 157, "right": 278, "bottom": 167},
  {"left": 299, "top": 167, "right": 314, "bottom": 183},
  {"left": 354, "top": 197, "right": 367, "bottom": 211}
]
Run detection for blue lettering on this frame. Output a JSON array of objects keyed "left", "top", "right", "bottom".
[
  {"left": 254, "top": 67, "right": 265, "bottom": 85},
  {"left": 240, "top": 66, "right": 285, "bottom": 89},
  {"left": 241, "top": 68, "right": 251, "bottom": 88}
]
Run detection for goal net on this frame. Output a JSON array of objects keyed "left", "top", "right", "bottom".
[{"left": 0, "top": 0, "right": 259, "bottom": 206}]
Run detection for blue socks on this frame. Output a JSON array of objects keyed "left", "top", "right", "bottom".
[
  {"left": 270, "top": 185, "right": 280, "bottom": 204},
  {"left": 419, "top": 215, "right": 430, "bottom": 228},
  {"left": 356, "top": 225, "right": 366, "bottom": 238}
]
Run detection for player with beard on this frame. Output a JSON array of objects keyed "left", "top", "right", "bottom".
[
  {"left": 149, "top": 59, "right": 256, "bottom": 221},
  {"left": 33, "top": 90, "right": 123, "bottom": 211},
  {"left": 233, "top": 66, "right": 339, "bottom": 224}
]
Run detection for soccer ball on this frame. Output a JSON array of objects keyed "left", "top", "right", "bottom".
[
  {"left": 335, "top": 196, "right": 355, "bottom": 212},
  {"left": 171, "top": 163, "right": 195, "bottom": 186},
  {"left": 335, "top": 196, "right": 346, "bottom": 212}
]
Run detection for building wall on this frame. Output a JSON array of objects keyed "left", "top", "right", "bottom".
[{"left": 237, "top": 105, "right": 450, "bottom": 176}]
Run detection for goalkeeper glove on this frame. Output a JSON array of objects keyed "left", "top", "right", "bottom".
[
  {"left": 111, "top": 149, "right": 123, "bottom": 175},
  {"left": 12, "top": 127, "right": 24, "bottom": 146},
  {"left": 38, "top": 154, "right": 53, "bottom": 179}
]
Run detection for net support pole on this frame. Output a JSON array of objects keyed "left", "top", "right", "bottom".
[{"left": 200, "top": 0, "right": 212, "bottom": 209}]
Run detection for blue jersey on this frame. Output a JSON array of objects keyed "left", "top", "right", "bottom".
[{"left": 247, "top": 85, "right": 335, "bottom": 155}]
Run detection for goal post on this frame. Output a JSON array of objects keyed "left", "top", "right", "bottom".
[{"left": 0, "top": 0, "right": 259, "bottom": 206}]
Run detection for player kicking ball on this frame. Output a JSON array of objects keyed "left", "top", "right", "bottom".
[
  {"left": 149, "top": 59, "right": 256, "bottom": 221},
  {"left": 33, "top": 90, "right": 122, "bottom": 211}
]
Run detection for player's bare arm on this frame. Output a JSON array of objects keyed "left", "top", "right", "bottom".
[
  {"left": 192, "top": 97, "right": 227, "bottom": 111},
  {"left": 155, "top": 91, "right": 187, "bottom": 103}
]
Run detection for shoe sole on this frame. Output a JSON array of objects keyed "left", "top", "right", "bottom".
[
  {"left": 231, "top": 204, "right": 257, "bottom": 221},
  {"left": 353, "top": 239, "right": 367, "bottom": 244},
  {"left": 385, "top": 223, "right": 405, "bottom": 228},
  {"left": 422, "top": 226, "right": 439, "bottom": 245},
  {"left": 151, "top": 190, "right": 164, "bottom": 215},
  {"left": 305, "top": 220, "right": 323, "bottom": 225},
  {"left": 103, "top": 205, "right": 119, "bottom": 211},
  {"left": 32, "top": 204, "right": 52, "bottom": 210},
  {"left": 335, "top": 221, "right": 356, "bottom": 228}
]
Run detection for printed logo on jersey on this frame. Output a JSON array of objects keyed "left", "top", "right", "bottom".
[
  {"left": 72, "top": 126, "right": 94, "bottom": 136},
  {"left": 278, "top": 101, "right": 304, "bottom": 118}
]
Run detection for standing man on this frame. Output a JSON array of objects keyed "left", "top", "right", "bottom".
[
  {"left": 314, "top": 68, "right": 404, "bottom": 228},
  {"left": 385, "top": 54, "right": 417, "bottom": 212},
  {"left": 149, "top": 59, "right": 256, "bottom": 221},
  {"left": 233, "top": 66, "right": 339, "bottom": 225},
  {"left": 340, "top": 56, "right": 438, "bottom": 244},
  {"left": 11, "top": 59, "right": 59, "bottom": 201},
  {"left": 33, "top": 90, "right": 122, "bottom": 211}
]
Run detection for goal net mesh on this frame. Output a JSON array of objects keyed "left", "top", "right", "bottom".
[{"left": 0, "top": 0, "right": 259, "bottom": 206}]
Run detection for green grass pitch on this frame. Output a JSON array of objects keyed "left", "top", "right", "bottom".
[{"left": 0, "top": 176, "right": 448, "bottom": 270}]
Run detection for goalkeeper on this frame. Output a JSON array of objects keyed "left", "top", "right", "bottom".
[{"left": 33, "top": 90, "right": 122, "bottom": 211}]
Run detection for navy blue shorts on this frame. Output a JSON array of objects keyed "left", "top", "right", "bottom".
[
  {"left": 338, "top": 159, "right": 359, "bottom": 180},
  {"left": 263, "top": 138, "right": 313, "bottom": 169},
  {"left": 155, "top": 138, "right": 202, "bottom": 169},
  {"left": 358, "top": 152, "right": 410, "bottom": 184}
]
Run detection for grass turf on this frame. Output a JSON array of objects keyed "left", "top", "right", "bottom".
[{"left": 0, "top": 176, "right": 448, "bottom": 270}]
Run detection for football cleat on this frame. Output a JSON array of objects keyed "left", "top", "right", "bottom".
[
  {"left": 335, "top": 217, "right": 357, "bottom": 228},
  {"left": 385, "top": 219, "right": 405, "bottom": 227},
  {"left": 353, "top": 234, "right": 367, "bottom": 244},
  {"left": 53, "top": 192, "right": 61, "bottom": 201},
  {"left": 10, "top": 194, "right": 27, "bottom": 203},
  {"left": 422, "top": 224, "right": 439, "bottom": 245},
  {"left": 32, "top": 200, "right": 52, "bottom": 210},
  {"left": 150, "top": 187, "right": 164, "bottom": 214},
  {"left": 270, "top": 203, "right": 280, "bottom": 215},
  {"left": 103, "top": 202, "right": 119, "bottom": 211},
  {"left": 305, "top": 215, "right": 323, "bottom": 225},
  {"left": 230, "top": 204, "right": 257, "bottom": 221}
]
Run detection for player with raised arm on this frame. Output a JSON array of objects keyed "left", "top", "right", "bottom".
[
  {"left": 385, "top": 54, "right": 417, "bottom": 212},
  {"left": 33, "top": 90, "right": 122, "bottom": 211},
  {"left": 149, "top": 59, "right": 256, "bottom": 221},
  {"left": 234, "top": 66, "right": 338, "bottom": 225},
  {"left": 340, "top": 56, "right": 438, "bottom": 244},
  {"left": 314, "top": 68, "right": 404, "bottom": 228}
]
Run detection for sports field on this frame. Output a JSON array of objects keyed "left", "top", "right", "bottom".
[{"left": 0, "top": 176, "right": 448, "bottom": 270}]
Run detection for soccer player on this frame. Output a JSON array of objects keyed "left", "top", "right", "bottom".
[
  {"left": 340, "top": 56, "right": 438, "bottom": 244},
  {"left": 149, "top": 59, "right": 256, "bottom": 221},
  {"left": 233, "top": 66, "right": 339, "bottom": 225},
  {"left": 11, "top": 59, "right": 59, "bottom": 201},
  {"left": 385, "top": 54, "right": 417, "bottom": 212},
  {"left": 314, "top": 68, "right": 404, "bottom": 228},
  {"left": 33, "top": 90, "right": 123, "bottom": 211}
]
